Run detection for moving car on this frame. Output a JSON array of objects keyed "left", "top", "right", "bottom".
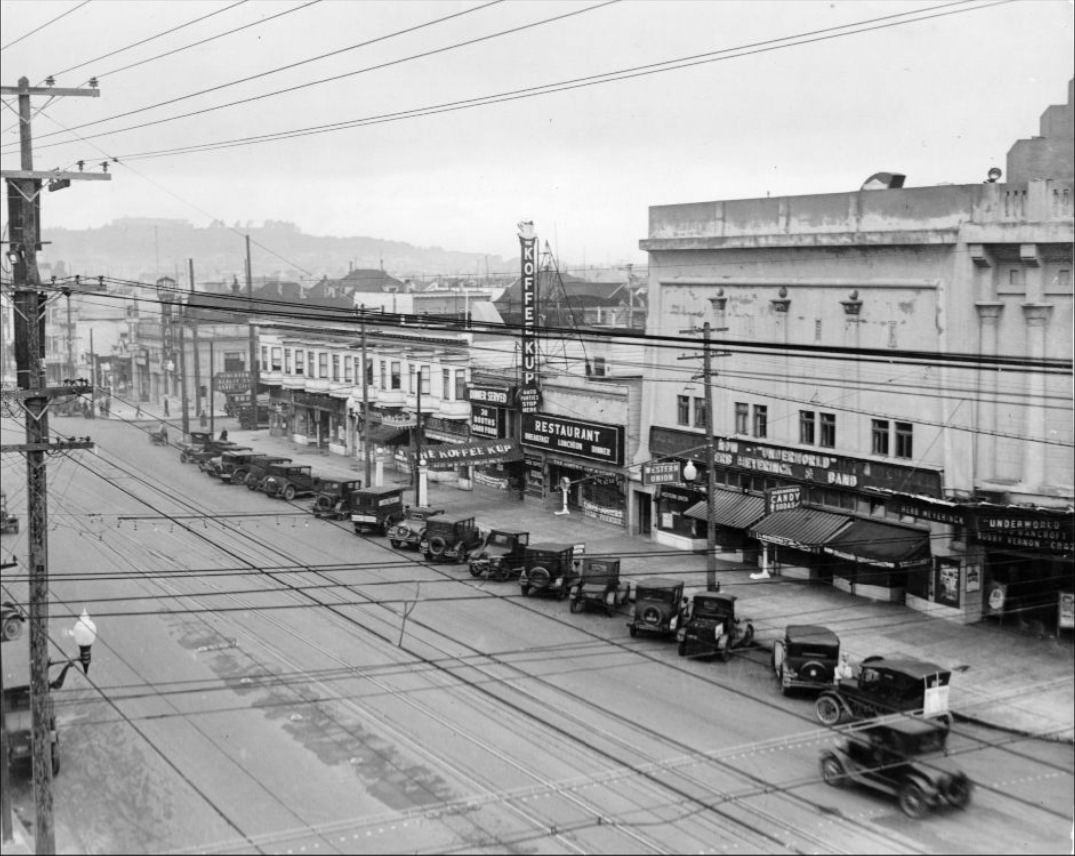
[
  {"left": 820, "top": 719, "right": 972, "bottom": 818},
  {"left": 771, "top": 624, "right": 841, "bottom": 695}
]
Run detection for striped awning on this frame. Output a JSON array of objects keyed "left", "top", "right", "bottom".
[
  {"left": 824, "top": 519, "right": 930, "bottom": 568},
  {"left": 685, "top": 490, "right": 767, "bottom": 530},
  {"left": 749, "top": 507, "right": 852, "bottom": 552}
]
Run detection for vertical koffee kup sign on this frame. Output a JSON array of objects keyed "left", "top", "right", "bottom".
[{"left": 518, "top": 221, "right": 540, "bottom": 413}]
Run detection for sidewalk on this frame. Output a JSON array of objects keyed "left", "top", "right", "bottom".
[{"left": 69, "top": 397, "right": 1075, "bottom": 742}]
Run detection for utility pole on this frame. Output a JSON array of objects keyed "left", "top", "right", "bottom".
[
  {"left": 1, "top": 75, "right": 105, "bottom": 856},
  {"left": 188, "top": 259, "right": 201, "bottom": 426},
  {"left": 245, "top": 236, "right": 258, "bottom": 428},
  {"left": 678, "top": 320, "right": 729, "bottom": 592},
  {"left": 413, "top": 367, "right": 427, "bottom": 506},
  {"left": 360, "top": 311, "right": 371, "bottom": 486}
]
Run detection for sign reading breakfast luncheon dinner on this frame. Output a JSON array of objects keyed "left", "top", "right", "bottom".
[
  {"left": 521, "top": 413, "right": 624, "bottom": 466},
  {"left": 518, "top": 221, "right": 540, "bottom": 414}
]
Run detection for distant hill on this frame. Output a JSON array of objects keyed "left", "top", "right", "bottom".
[{"left": 38, "top": 218, "right": 512, "bottom": 285}]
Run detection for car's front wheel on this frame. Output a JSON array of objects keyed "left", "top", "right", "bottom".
[
  {"left": 570, "top": 598, "right": 582, "bottom": 614},
  {"left": 628, "top": 624, "right": 638, "bottom": 638},
  {"left": 815, "top": 694, "right": 844, "bottom": 726},
  {"left": 945, "top": 775, "right": 972, "bottom": 809},
  {"left": 389, "top": 539, "right": 402, "bottom": 548},
  {"left": 520, "top": 585, "right": 531, "bottom": 598},
  {"left": 282, "top": 484, "right": 297, "bottom": 501},
  {"left": 820, "top": 753, "right": 845, "bottom": 787},
  {"left": 898, "top": 782, "right": 930, "bottom": 819}
]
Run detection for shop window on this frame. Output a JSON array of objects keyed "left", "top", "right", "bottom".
[
  {"left": 284, "top": 349, "right": 292, "bottom": 374},
  {"left": 390, "top": 361, "right": 401, "bottom": 390},
  {"left": 734, "top": 402, "right": 749, "bottom": 434},
  {"left": 677, "top": 395, "right": 690, "bottom": 426},
  {"left": 895, "top": 422, "right": 913, "bottom": 459},
  {"left": 872, "top": 419, "right": 890, "bottom": 455},
  {"left": 799, "top": 410, "right": 815, "bottom": 445},
  {"left": 820, "top": 412, "right": 836, "bottom": 448},
  {"left": 294, "top": 349, "right": 304, "bottom": 375},
  {"left": 752, "top": 405, "right": 767, "bottom": 438},
  {"left": 332, "top": 354, "right": 340, "bottom": 381},
  {"left": 269, "top": 348, "right": 282, "bottom": 372},
  {"left": 693, "top": 397, "right": 706, "bottom": 428}
]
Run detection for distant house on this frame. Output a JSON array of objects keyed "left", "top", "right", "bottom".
[{"left": 495, "top": 270, "right": 645, "bottom": 328}]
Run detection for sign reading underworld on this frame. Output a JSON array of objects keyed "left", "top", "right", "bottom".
[{"left": 522, "top": 413, "right": 624, "bottom": 466}]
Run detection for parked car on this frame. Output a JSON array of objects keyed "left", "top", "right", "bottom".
[
  {"left": 569, "top": 557, "right": 628, "bottom": 615},
  {"left": 187, "top": 441, "right": 248, "bottom": 468},
  {"left": 1, "top": 491, "right": 19, "bottom": 535},
  {"left": 217, "top": 452, "right": 286, "bottom": 485},
  {"left": 388, "top": 506, "right": 446, "bottom": 550},
  {"left": 148, "top": 425, "right": 169, "bottom": 446},
  {"left": 312, "top": 476, "right": 365, "bottom": 519},
  {"left": 820, "top": 718, "right": 972, "bottom": 818},
  {"left": 628, "top": 577, "right": 685, "bottom": 638},
  {"left": 176, "top": 430, "right": 213, "bottom": 461},
  {"left": 201, "top": 447, "right": 257, "bottom": 479},
  {"left": 815, "top": 657, "right": 953, "bottom": 727},
  {"left": 676, "top": 592, "right": 755, "bottom": 661},
  {"left": 239, "top": 454, "right": 293, "bottom": 489},
  {"left": 348, "top": 485, "right": 407, "bottom": 536},
  {"left": 260, "top": 463, "right": 318, "bottom": 500},
  {"left": 518, "top": 543, "right": 579, "bottom": 599},
  {"left": 419, "top": 515, "right": 483, "bottom": 563},
  {"left": 771, "top": 624, "right": 841, "bottom": 695},
  {"left": 468, "top": 529, "right": 530, "bottom": 580}
]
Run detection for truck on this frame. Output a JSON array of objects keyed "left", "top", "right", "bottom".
[{"left": 348, "top": 485, "right": 407, "bottom": 536}]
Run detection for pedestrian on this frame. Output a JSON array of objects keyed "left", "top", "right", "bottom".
[
  {"left": 835, "top": 652, "right": 854, "bottom": 682},
  {"left": 219, "top": 428, "right": 228, "bottom": 442},
  {"left": 163, "top": 397, "right": 170, "bottom": 417},
  {"left": 136, "top": 403, "right": 141, "bottom": 418},
  {"left": 199, "top": 408, "right": 208, "bottom": 428}
]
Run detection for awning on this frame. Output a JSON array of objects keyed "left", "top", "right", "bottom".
[
  {"left": 823, "top": 519, "right": 931, "bottom": 568},
  {"left": 749, "top": 507, "right": 851, "bottom": 551},
  {"left": 685, "top": 490, "right": 767, "bottom": 530},
  {"left": 364, "top": 424, "right": 409, "bottom": 446}
]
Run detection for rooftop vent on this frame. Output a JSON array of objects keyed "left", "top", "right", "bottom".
[{"left": 861, "top": 172, "right": 906, "bottom": 190}]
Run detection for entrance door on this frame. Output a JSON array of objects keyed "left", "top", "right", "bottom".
[{"left": 635, "top": 490, "right": 651, "bottom": 535}]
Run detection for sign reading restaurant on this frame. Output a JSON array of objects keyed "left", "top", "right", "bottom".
[{"left": 522, "top": 413, "right": 624, "bottom": 466}]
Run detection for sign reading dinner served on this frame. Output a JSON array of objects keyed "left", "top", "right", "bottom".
[{"left": 521, "top": 413, "right": 623, "bottom": 465}]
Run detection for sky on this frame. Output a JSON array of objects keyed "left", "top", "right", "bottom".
[{"left": 1, "top": 0, "right": 1072, "bottom": 270}]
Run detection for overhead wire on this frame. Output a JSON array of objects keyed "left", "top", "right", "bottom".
[{"left": 0, "top": 0, "right": 91, "bottom": 52}]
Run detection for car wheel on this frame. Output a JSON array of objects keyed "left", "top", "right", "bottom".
[
  {"left": 815, "top": 694, "right": 844, "bottom": 726},
  {"left": 677, "top": 639, "right": 687, "bottom": 657},
  {"left": 570, "top": 598, "right": 582, "bottom": 613},
  {"left": 629, "top": 624, "right": 638, "bottom": 638},
  {"left": 428, "top": 536, "right": 448, "bottom": 558},
  {"left": 820, "top": 753, "right": 845, "bottom": 787},
  {"left": 389, "top": 539, "right": 402, "bottom": 549},
  {"left": 641, "top": 606, "right": 661, "bottom": 625},
  {"left": 520, "top": 585, "right": 530, "bottom": 598},
  {"left": 529, "top": 566, "right": 551, "bottom": 589},
  {"left": 179, "top": 452, "right": 189, "bottom": 463},
  {"left": 945, "top": 775, "right": 972, "bottom": 809},
  {"left": 469, "top": 564, "right": 482, "bottom": 578},
  {"left": 800, "top": 659, "right": 832, "bottom": 684},
  {"left": 778, "top": 663, "right": 790, "bottom": 696},
  {"left": 719, "top": 643, "right": 731, "bottom": 663},
  {"left": 245, "top": 474, "right": 258, "bottom": 489},
  {"left": 282, "top": 484, "right": 297, "bottom": 501},
  {"left": 898, "top": 783, "right": 930, "bottom": 819}
]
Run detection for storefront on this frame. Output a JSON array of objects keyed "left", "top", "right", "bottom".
[
  {"left": 823, "top": 518, "right": 931, "bottom": 602},
  {"left": 521, "top": 412, "right": 627, "bottom": 528},
  {"left": 291, "top": 390, "right": 343, "bottom": 448},
  {"left": 468, "top": 383, "right": 521, "bottom": 493}
]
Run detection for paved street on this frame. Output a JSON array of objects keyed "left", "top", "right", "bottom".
[{"left": 1, "top": 409, "right": 1071, "bottom": 854}]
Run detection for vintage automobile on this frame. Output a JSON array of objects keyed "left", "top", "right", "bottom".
[
  {"left": 676, "top": 592, "right": 755, "bottom": 660},
  {"left": 815, "top": 657, "right": 953, "bottom": 728},
  {"left": 185, "top": 441, "right": 247, "bottom": 468},
  {"left": 4, "top": 659, "right": 81, "bottom": 776},
  {"left": 468, "top": 529, "right": 530, "bottom": 580},
  {"left": 388, "top": 506, "right": 446, "bottom": 550},
  {"left": 176, "top": 431, "right": 214, "bottom": 462},
  {"left": 349, "top": 485, "right": 407, "bottom": 536},
  {"left": 196, "top": 444, "right": 251, "bottom": 474},
  {"left": 419, "top": 515, "right": 484, "bottom": 563},
  {"left": 260, "top": 463, "right": 318, "bottom": 501},
  {"left": 820, "top": 718, "right": 972, "bottom": 818},
  {"left": 771, "top": 624, "right": 841, "bottom": 695},
  {"left": 569, "top": 557, "right": 628, "bottom": 615},
  {"left": 311, "top": 476, "right": 365, "bottom": 520},
  {"left": 148, "top": 425, "right": 169, "bottom": 446},
  {"left": 239, "top": 454, "right": 293, "bottom": 489},
  {"left": 216, "top": 452, "right": 284, "bottom": 485},
  {"left": 202, "top": 448, "right": 255, "bottom": 480},
  {"left": 518, "top": 543, "right": 579, "bottom": 599},
  {"left": 628, "top": 577, "right": 685, "bottom": 638}
]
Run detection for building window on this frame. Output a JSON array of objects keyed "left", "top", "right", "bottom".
[
  {"left": 677, "top": 395, "right": 690, "bottom": 426},
  {"left": 820, "top": 412, "right": 836, "bottom": 448},
  {"left": 734, "top": 402, "right": 749, "bottom": 435},
  {"left": 344, "top": 355, "right": 353, "bottom": 382},
  {"left": 408, "top": 364, "right": 416, "bottom": 393},
  {"left": 591, "top": 356, "right": 607, "bottom": 377},
  {"left": 799, "top": 410, "right": 815, "bottom": 445},
  {"left": 379, "top": 360, "right": 386, "bottom": 389},
  {"left": 306, "top": 351, "right": 314, "bottom": 378},
  {"left": 872, "top": 419, "right": 890, "bottom": 455},
  {"left": 390, "top": 361, "right": 401, "bottom": 390},
  {"left": 443, "top": 368, "right": 451, "bottom": 399},
  {"left": 224, "top": 352, "right": 245, "bottom": 372},
  {"left": 318, "top": 352, "right": 328, "bottom": 378},
  {"left": 895, "top": 421, "right": 913, "bottom": 459},
  {"left": 269, "top": 348, "right": 282, "bottom": 372},
  {"left": 693, "top": 397, "right": 706, "bottom": 428},
  {"left": 294, "top": 349, "right": 304, "bottom": 375},
  {"left": 752, "top": 404, "right": 767, "bottom": 438},
  {"left": 332, "top": 354, "right": 340, "bottom": 381},
  {"left": 283, "top": 349, "right": 292, "bottom": 374},
  {"left": 260, "top": 345, "right": 268, "bottom": 369},
  {"left": 455, "top": 370, "right": 467, "bottom": 400}
]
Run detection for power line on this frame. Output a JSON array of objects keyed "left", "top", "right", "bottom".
[{"left": 0, "top": 0, "right": 91, "bottom": 52}]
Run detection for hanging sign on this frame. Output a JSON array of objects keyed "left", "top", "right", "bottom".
[
  {"left": 519, "top": 226, "right": 539, "bottom": 413},
  {"left": 643, "top": 461, "right": 681, "bottom": 485}
]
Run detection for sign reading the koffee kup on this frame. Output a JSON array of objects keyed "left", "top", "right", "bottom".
[{"left": 417, "top": 439, "right": 523, "bottom": 470}]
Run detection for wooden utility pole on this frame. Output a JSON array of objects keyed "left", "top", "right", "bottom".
[
  {"left": 245, "top": 236, "right": 258, "bottom": 427},
  {"left": 188, "top": 259, "right": 201, "bottom": 424},
  {"left": 0, "top": 76, "right": 107, "bottom": 855},
  {"left": 360, "top": 311, "right": 371, "bottom": 485}
]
